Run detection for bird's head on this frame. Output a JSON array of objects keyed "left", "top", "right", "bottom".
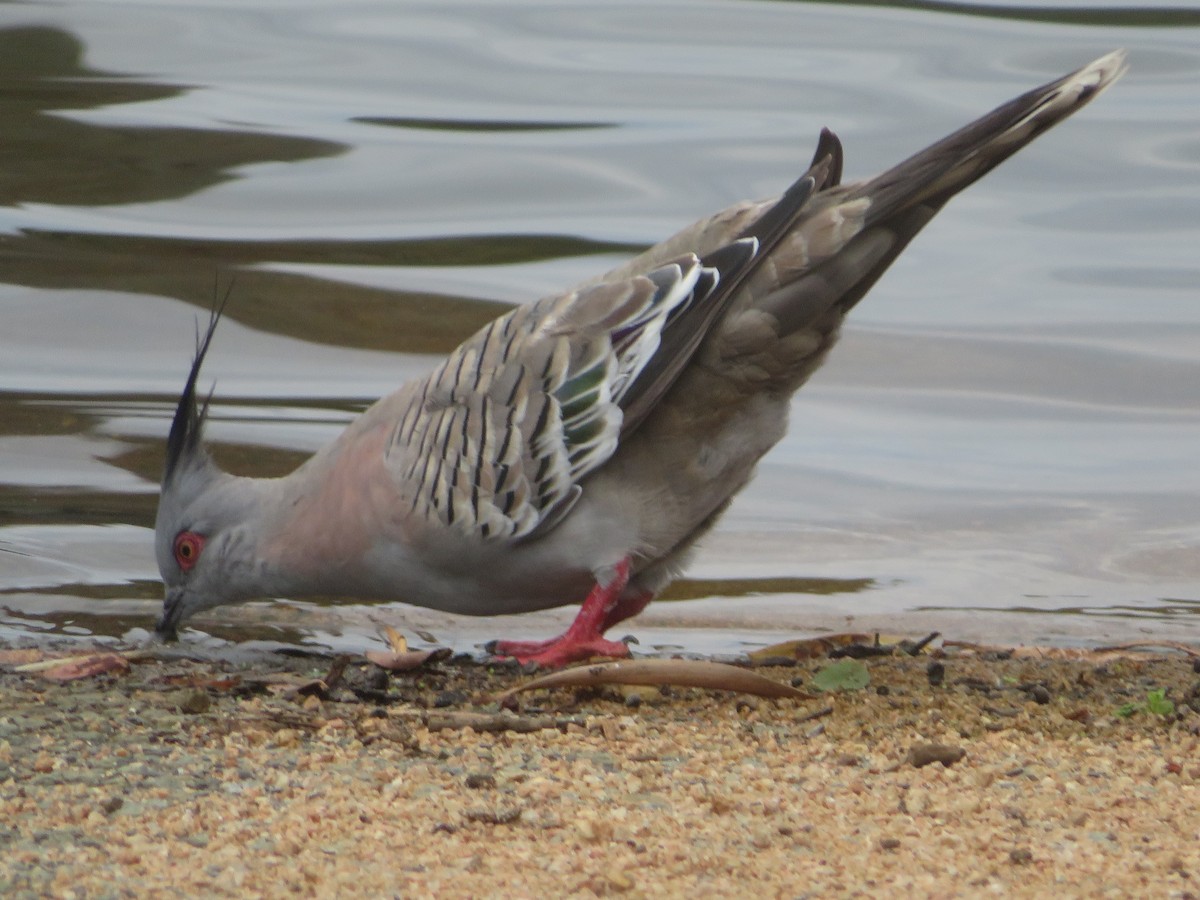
[{"left": 154, "top": 306, "right": 265, "bottom": 639}]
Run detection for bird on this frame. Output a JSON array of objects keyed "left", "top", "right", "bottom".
[{"left": 154, "top": 50, "right": 1127, "bottom": 667}]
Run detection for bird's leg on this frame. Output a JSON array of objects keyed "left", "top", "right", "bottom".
[{"left": 489, "top": 558, "right": 651, "bottom": 668}]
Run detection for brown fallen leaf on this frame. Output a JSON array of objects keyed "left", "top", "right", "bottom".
[
  {"left": 497, "top": 658, "right": 814, "bottom": 702},
  {"left": 39, "top": 653, "right": 131, "bottom": 682},
  {"left": 748, "top": 634, "right": 872, "bottom": 664},
  {"left": 366, "top": 647, "right": 451, "bottom": 671}
]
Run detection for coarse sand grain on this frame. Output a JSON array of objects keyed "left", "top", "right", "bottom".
[{"left": 2, "top": 641, "right": 1199, "bottom": 898}]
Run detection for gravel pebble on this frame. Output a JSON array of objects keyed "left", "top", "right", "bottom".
[
  {"left": 926, "top": 660, "right": 945, "bottom": 687},
  {"left": 1, "top": 647, "right": 1198, "bottom": 897}
]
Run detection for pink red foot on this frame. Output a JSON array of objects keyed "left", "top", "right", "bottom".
[
  {"left": 489, "top": 635, "right": 633, "bottom": 669},
  {"left": 489, "top": 558, "right": 651, "bottom": 668}
]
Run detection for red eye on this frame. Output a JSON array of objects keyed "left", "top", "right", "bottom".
[{"left": 173, "top": 531, "right": 206, "bottom": 572}]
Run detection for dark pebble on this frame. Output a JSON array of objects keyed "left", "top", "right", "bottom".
[
  {"left": 624, "top": 693, "right": 642, "bottom": 709},
  {"left": 465, "top": 772, "right": 496, "bottom": 790},
  {"left": 1030, "top": 684, "right": 1051, "bottom": 705},
  {"left": 984, "top": 705, "right": 1021, "bottom": 719},
  {"left": 433, "top": 690, "right": 468, "bottom": 708},
  {"left": 926, "top": 661, "right": 945, "bottom": 688},
  {"left": 363, "top": 668, "right": 390, "bottom": 692},
  {"left": 1009, "top": 848, "right": 1033, "bottom": 865},
  {"left": 790, "top": 676, "right": 805, "bottom": 689},
  {"left": 875, "top": 685, "right": 890, "bottom": 696},
  {"left": 907, "top": 743, "right": 966, "bottom": 768},
  {"left": 880, "top": 837, "right": 901, "bottom": 851},
  {"left": 176, "top": 690, "right": 211, "bottom": 715}
]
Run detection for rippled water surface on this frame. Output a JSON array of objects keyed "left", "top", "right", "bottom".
[{"left": 2, "top": 1, "right": 1198, "bottom": 655}]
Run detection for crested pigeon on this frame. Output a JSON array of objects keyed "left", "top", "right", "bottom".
[{"left": 154, "top": 51, "right": 1127, "bottom": 667}]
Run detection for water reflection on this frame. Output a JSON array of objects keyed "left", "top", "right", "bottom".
[
  {"left": 772, "top": 1, "right": 1200, "bottom": 28},
  {"left": 0, "top": 5, "right": 1197, "bottom": 653},
  {"left": 0, "top": 26, "right": 649, "bottom": 353},
  {"left": 0, "top": 25, "right": 345, "bottom": 208},
  {"left": 356, "top": 116, "right": 615, "bottom": 133}
]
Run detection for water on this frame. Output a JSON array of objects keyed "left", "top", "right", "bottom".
[{"left": 2, "top": 1, "right": 1198, "bottom": 657}]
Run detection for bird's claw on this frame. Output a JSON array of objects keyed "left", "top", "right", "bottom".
[{"left": 489, "top": 636, "right": 632, "bottom": 669}]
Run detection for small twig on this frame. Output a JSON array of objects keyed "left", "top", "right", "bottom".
[
  {"left": 464, "top": 806, "right": 522, "bottom": 825},
  {"left": 943, "top": 639, "right": 1200, "bottom": 660},
  {"left": 13, "top": 648, "right": 156, "bottom": 674},
  {"left": 794, "top": 705, "right": 834, "bottom": 724},
  {"left": 899, "top": 632, "right": 941, "bottom": 656},
  {"left": 1091, "top": 640, "right": 1199, "bottom": 659},
  {"left": 420, "top": 710, "right": 587, "bottom": 734},
  {"left": 830, "top": 631, "right": 940, "bottom": 659},
  {"left": 323, "top": 655, "right": 351, "bottom": 690}
]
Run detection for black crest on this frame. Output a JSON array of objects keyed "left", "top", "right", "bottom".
[{"left": 163, "top": 290, "right": 230, "bottom": 484}]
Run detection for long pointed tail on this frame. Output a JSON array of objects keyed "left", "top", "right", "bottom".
[
  {"left": 759, "top": 50, "right": 1127, "bottom": 334},
  {"left": 855, "top": 49, "right": 1127, "bottom": 223}
]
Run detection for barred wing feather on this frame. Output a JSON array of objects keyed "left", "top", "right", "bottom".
[{"left": 384, "top": 244, "right": 757, "bottom": 540}]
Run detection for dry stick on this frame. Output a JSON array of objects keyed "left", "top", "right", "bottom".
[
  {"left": 420, "top": 710, "right": 587, "bottom": 734},
  {"left": 1091, "top": 640, "right": 1199, "bottom": 658},
  {"left": 795, "top": 705, "right": 835, "bottom": 724},
  {"left": 496, "top": 658, "right": 815, "bottom": 702},
  {"left": 943, "top": 639, "right": 1199, "bottom": 659},
  {"left": 12, "top": 648, "right": 157, "bottom": 673}
]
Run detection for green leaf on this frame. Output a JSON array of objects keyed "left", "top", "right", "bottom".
[
  {"left": 1145, "top": 689, "right": 1175, "bottom": 717},
  {"left": 1115, "top": 702, "right": 1140, "bottom": 718},
  {"left": 812, "top": 659, "right": 870, "bottom": 693}
]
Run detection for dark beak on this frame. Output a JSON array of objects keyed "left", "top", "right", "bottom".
[{"left": 154, "top": 588, "right": 185, "bottom": 641}]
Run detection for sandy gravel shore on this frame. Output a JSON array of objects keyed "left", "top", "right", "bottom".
[{"left": 2, "top": 641, "right": 1199, "bottom": 898}]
